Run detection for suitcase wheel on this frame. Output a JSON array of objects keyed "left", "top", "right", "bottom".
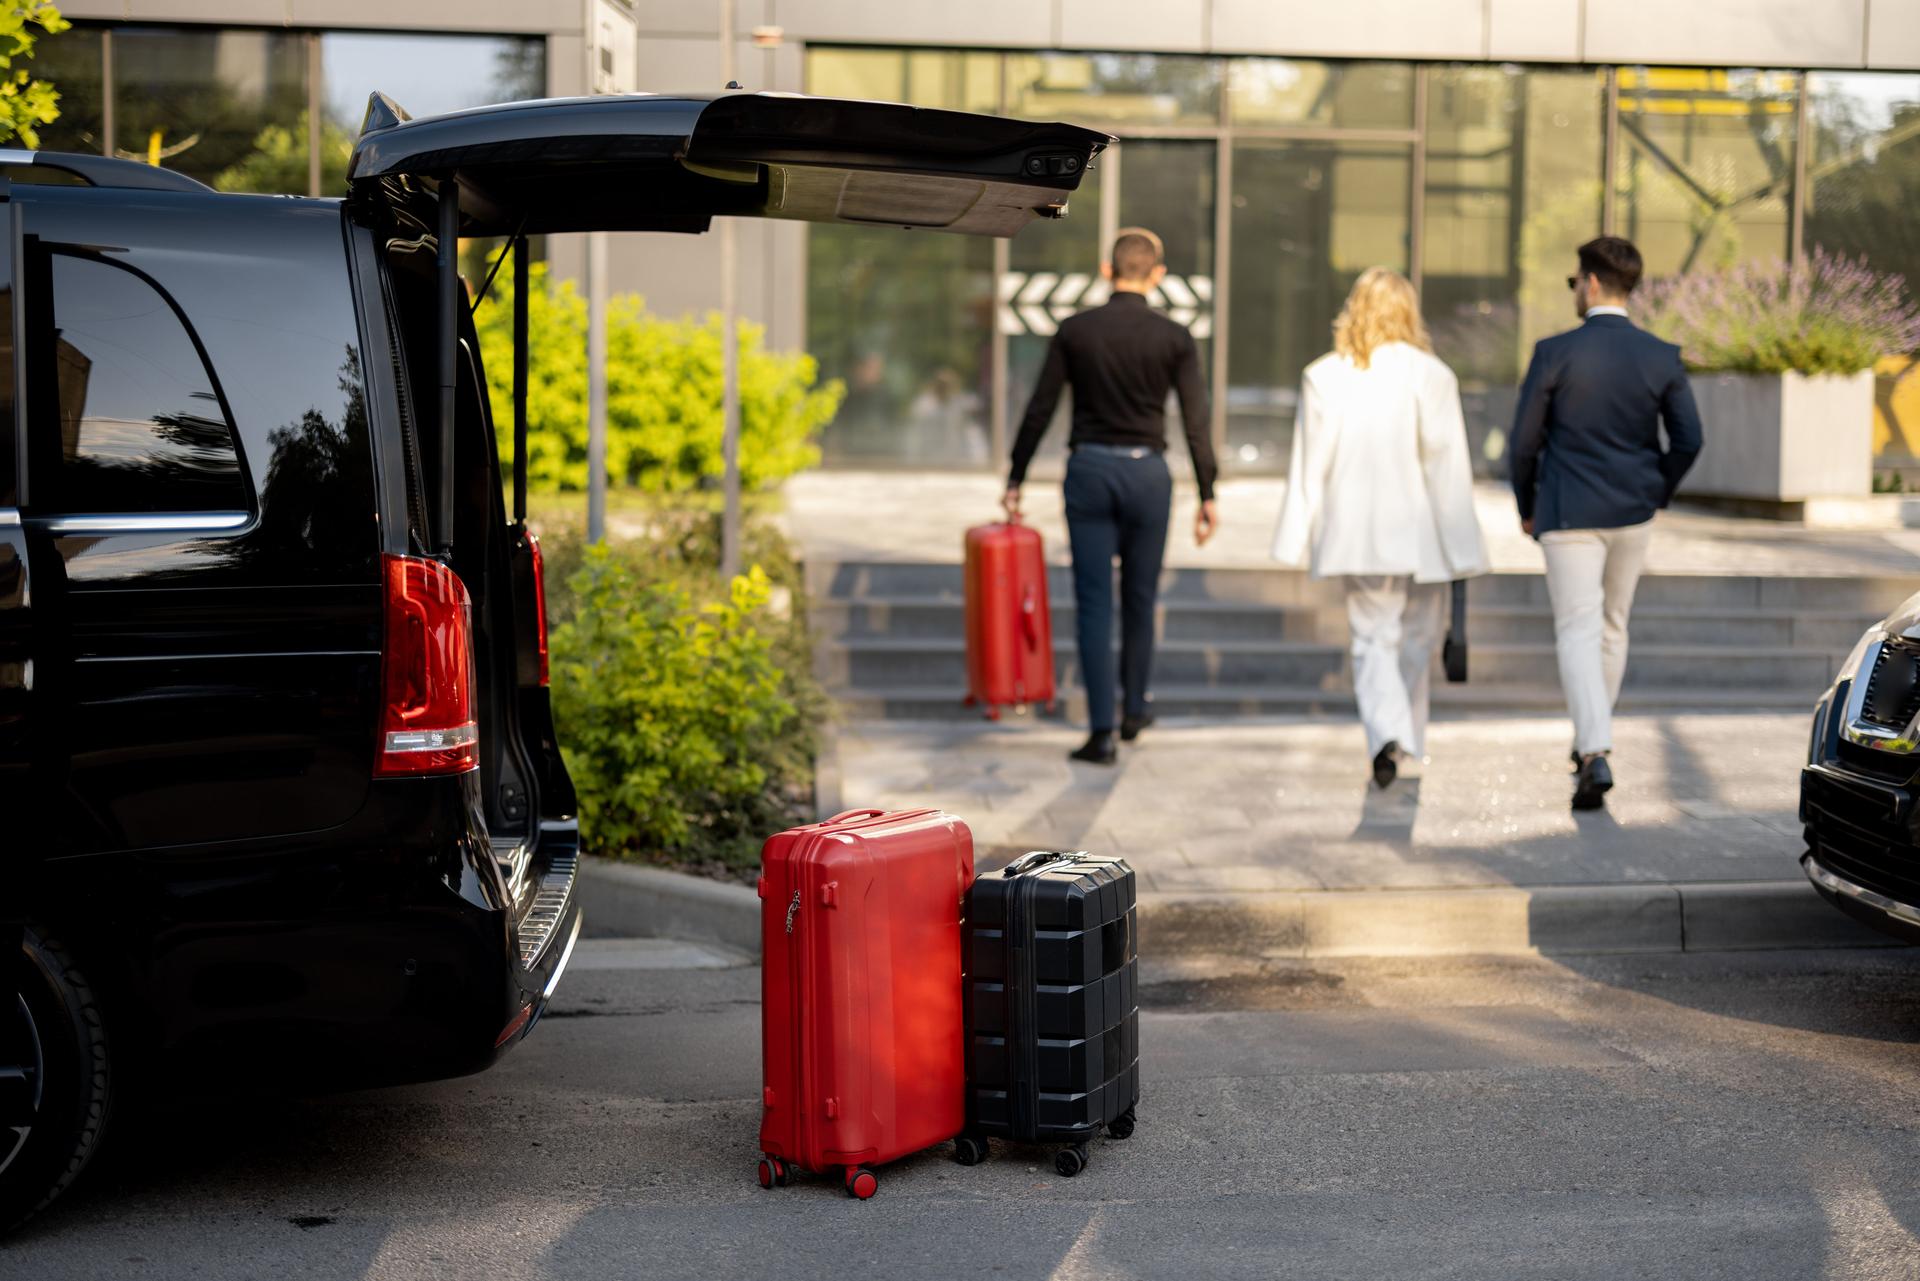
[
  {"left": 844, "top": 1166, "right": 879, "bottom": 1200},
  {"left": 952, "top": 1135, "right": 989, "bottom": 1166},
  {"left": 984, "top": 706, "right": 1001, "bottom": 722},
  {"left": 756, "top": 1155, "right": 790, "bottom": 1189},
  {"left": 1054, "top": 1144, "right": 1089, "bottom": 1178},
  {"left": 1043, "top": 699, "right": 1058, "bottom": 715},
  {"left": 1108, "top": 1108, "right": 1136, "bottom": 1141}
]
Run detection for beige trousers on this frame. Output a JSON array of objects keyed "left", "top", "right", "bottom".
[
  {"left": 1539, "top": 521, "right": 1655, "bottom": 755},
  {"left": 1343, "top": 576, "right": 1449, "bottom": 758}
]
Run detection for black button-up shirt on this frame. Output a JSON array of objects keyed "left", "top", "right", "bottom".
[{"left": 1007, "top": 292, "right": 1218, "bottom": 501}]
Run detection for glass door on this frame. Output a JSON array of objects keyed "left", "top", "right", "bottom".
[
  {"left": 1225, "top": 140, "right": 1412, "bottom": 471},
  {"left": 1001, "top": 138, "right": 1217, "bottom": 476}
]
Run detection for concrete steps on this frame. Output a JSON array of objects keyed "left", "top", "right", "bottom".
[{"left": 807, "top": 560, "right": 1913, "bottom": 720}]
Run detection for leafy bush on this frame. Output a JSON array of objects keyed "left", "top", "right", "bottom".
[
  {"left": 541, "top": 512, "right": 823, "bottom": 877},
  {"left": 474, "top": 262, "right": 842, "bottom": 495},
  {"left": 1638, "top": 249, "right": 1920, "bottom": 375}
]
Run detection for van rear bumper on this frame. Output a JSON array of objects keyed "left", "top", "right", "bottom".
[{"left": 31, "top": 774, "right": 584, "bottom": 1091}]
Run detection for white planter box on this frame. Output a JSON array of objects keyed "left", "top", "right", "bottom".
[{"left": 1678, "top": 369, "right": 1876, "bottom": 502}]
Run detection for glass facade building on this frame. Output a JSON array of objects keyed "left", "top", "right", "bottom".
[
  {"left": 28, "top": 23, "right": 1920, "bottom": 476},
  {"left": 803, "top": 48, "right": 1920, "bottom": 475},
  {"left": 31, "top": 23, "right": 544, "bottom": 195}
]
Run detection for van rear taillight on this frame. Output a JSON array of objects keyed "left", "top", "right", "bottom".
[
  {"left": 376, "top": 553, "right": 478, "bottom": 777},
  {"left": 527, "top": 530, "right": 550, "bottom": 687}
]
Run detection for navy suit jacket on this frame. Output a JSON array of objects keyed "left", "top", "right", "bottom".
[{"left": 1509, "top": 313, "right": 1704, "bottom": 535}]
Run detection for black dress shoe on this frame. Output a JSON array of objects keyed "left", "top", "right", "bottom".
[
  {"left": 1371, "top": 741, "right": 1400, "bottom": 789},
  {"left": 1120, "top": 712, "right": 1155, "bottom": 742},
  {"left": 1070, "top": 731, "right": 1117, "bottom": 765},
  {"left": 1572, "top": 754, "right": 1614, "bottom": 811}
]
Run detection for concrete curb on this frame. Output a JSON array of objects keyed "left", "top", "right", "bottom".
[
  {"left": 576, "top": 858, "right": 1894, "bottom": 962},
  {"left": 578, "top": 858, "right": 761, "bottom": 956},
  {"left": 1139, "top": 879, "right": 1893, "bottom": 958}
]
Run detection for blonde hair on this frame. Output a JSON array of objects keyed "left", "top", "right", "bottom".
[{"left": 1332, "top": 268, "right": 1432, "bottom": 370}]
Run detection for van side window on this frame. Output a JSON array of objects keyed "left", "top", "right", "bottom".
[{"left": 38, "top": 251, "right": 246, "bottom": 515}]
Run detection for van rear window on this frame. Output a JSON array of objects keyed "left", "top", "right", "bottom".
[{"left": 40, "top": 251, "right": 246, "bottom": 515}]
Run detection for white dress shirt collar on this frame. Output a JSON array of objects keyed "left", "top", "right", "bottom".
[{"left": 1584, "top": 305, "right": 1629, "bottom": 320}]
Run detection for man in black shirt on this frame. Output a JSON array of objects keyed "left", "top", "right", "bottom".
[{"left": 1004, "top": 228, "right": 1220, "bottom": 765}]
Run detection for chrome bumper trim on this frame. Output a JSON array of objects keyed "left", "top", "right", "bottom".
[
  {"left": 516, "top": 852, "right": 578, "bottom": 967},
  {"left": 1802, "top": 852, "right": 1920, "bottom": 929},
  {"left": 543, "top": 912, "right": 582, "bottom": 1000}
]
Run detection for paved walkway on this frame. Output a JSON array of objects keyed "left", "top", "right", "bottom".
[
  {"left": 785, "top": 471, "right": 1920, "bottom": 577},
  {"left": 822, "top": 710, "right": 1809, "bottom": 893}
]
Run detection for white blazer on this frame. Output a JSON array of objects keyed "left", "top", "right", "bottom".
[{"left": 1270, "top": 342, "right": 1490, "bottom": 585}]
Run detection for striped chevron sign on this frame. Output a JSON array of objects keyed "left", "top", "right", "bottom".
[{"left": 996, "top": 271, "right": 1214, "bottom": 339}]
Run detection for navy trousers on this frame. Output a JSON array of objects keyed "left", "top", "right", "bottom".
[{"left": 1062, "top": 446, "right": 1172, "bottom": 733}]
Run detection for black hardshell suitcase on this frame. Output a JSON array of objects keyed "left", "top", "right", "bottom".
[{"left": 957, "top": 850, "right": 1139, "bottom": 1177}]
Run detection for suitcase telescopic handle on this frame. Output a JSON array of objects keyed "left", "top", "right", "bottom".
[
  {"left": 824, "top": 808, "right": 887, "bottom": 824},
  {"left": 1001, "top": 849, "right": 1083, "bottom": 878}
]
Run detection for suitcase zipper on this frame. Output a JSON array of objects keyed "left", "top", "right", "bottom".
[
  {"left": 787, "top": 872, "right": 807, "bottom": 1165},
  {"left": 1008, "top": 869, "right": 1039, "bottom": 1140}
]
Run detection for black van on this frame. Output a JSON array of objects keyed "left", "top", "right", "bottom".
[{"left": 1, "top": 90, "right": 1103, "bottom": 1228}]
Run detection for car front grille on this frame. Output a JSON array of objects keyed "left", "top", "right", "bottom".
[
  {"left": 1809, "top": 810, "right": 1920, "bottom": 909},
  {"left": 1861, "top": 638, "right": 1920, "bottom": 731}
]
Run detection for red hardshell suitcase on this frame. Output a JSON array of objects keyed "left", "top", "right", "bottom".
[
  {"left": 964, "top": 521, "right": 1056, "bottom": 719},
  {"left": 757, "top": 808, "right": 974, "bottom": 1199}
]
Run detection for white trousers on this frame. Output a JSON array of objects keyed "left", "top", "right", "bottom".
[
  {"left": 1539, "top": 521, "right": 1654, "bottom": 755},
  {"left": 1343, "top": 576, "right": 1448, "bottom": 758}
]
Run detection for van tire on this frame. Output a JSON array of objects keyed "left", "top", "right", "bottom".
[{"left": 0, "top": 927, "right": 113, "bottom": 1234}]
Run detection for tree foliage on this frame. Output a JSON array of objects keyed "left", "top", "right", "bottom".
[
  {"left": 474, "top": 261, "right": 842, "bottom": 494},
  {"left": 0, "top": 3, "right": 69, "bottom": 150}
]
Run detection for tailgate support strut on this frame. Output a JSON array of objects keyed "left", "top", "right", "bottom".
[
  {"left": 436, "top": 177, "right": 459, "bottom": 558},
  {"left": 513, "top": 233, "right": 528, "bottom": 525}
]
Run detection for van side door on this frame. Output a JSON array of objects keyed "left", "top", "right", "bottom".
[{"left": 0, "top": 196, "right": 31, "bottom": 834}]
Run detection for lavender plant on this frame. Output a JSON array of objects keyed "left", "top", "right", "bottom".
[{"left": 1637, "top": 250, "right": 1920, "bottom": 376}]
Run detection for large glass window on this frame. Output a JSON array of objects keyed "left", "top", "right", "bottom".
[
  {"left": 804, "top": 46, "right": 998, "bottom": 113},
  {"left": 1005, "top": 53, "right": 1220, "bottom": 127},
  {"left": 111, "top": 27, "right": 307, "bottom": 192},
  {"left": 1229, "top": 59, "right": 1414, "bottom": 129},
  {"left": 1806, "top": 72, "right": 1920, "bottom": 468},
  {"left": 1614, "top": 68, "right": 1798, "bottom": 278},
  {"left": 809, "top": 227, "right": 995, "bottom": 466},
  {"left": 321, "top": 32, "right": 544, "bottom": 140},
  {"left": 37, "top": 252, "right": 245, "bottom": 514},
  {"left": 1227, "top": 142, "right": 1412, "bottom": 468},
  {"left": 30, "top": 25, "right": 103, "bottom": 155},
  {"left": 1423, "top": 66, "right": 1606, "bottom": 469}
]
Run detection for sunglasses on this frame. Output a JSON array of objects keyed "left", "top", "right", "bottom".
[{"left": 1566, "top": 275, "right": 1580, "bottom": 291}]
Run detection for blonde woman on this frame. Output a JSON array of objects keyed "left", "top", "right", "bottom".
[{"left": 1272, "top": 268, "right": 1489, "bottom": 788}]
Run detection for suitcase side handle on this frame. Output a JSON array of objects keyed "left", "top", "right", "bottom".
[
  {"left": 1002, "top": 849, "right": 1082, "bottom": 878},
  {"left": 824, "top": 808, "right": 888, "bottom": 825}
]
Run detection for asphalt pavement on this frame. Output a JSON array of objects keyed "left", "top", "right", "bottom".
[{"left": 10, "top": 939, "right": 1920, "bottom": 1280}]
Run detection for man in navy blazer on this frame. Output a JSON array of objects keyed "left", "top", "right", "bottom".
[{"left": 1510, "top": 236, "right": 1704, "bottom": 810}]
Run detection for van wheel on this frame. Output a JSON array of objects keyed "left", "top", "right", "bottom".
[{"left": 1, "top": 927, "right": 113, "bottom": 1233}]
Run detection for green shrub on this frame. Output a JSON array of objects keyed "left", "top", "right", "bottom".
[
  {"left": 1638, "top": 249, "right": 1920, "bottom": 375},
  {"left": 545, "top": 525, "right": 821, "bottom": 876},
  {"left": 474, "top": 262, "right": 842, "bottom": 495}
]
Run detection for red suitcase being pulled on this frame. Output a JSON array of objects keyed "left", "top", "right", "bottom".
[
  {"left": 757, "top": 808, "right": 974, "bottom": 1199},
  {"left": 964, "top": 521, "right": 1056, "bottom": 719}
]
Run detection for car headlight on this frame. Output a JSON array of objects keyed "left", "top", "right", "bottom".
[{"left": 1837, "top": 625, "right": 1885, "bottom": 687}]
